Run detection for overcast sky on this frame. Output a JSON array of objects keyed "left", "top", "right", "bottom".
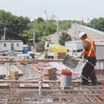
[{"left": 0, "top": 0, "right": 104, "bottom": 21}]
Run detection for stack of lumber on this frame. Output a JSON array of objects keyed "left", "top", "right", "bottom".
[
  {"left": 54, "top": 52, "right": 66, "bottom": 59},
  {"left": 10, "top": 71, "right": 19, "bottom": 80},
  {"left": 43, "top": 67, "right": 57, "bottom": 80}
]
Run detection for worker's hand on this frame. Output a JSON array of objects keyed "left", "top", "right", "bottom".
[
  {"left": 94, "top": 65, "right": 98, "bottom": 70},
  {"left": 77, "top": 56, "right": 82, "bottom": 59},
  {"left": 75, "top": 56, "right": 82, "bottom": 61}
]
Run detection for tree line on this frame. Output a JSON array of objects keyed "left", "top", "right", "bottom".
[{"left": 0, "top": 10, "right": 104, "bottom": 51}]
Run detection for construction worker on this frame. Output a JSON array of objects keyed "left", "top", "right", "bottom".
[{"left": 79, "top": 32, "right": 97, "bottom": 85}]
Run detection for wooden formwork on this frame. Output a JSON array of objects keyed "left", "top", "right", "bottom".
[
  {"left": 0, "top": 58, "right": 104, "bottom": 103},
  {"left": 0, "top": 81, "right": 104, "bottom": 104}
]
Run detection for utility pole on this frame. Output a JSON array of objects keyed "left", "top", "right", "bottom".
[
  {"left": 33, "top": 19, "right": 36, "bottom": 52},
  {"left": 56, "top": 19, "right": 59, "bottom": 44},
  {"left": 44, "top": 10, "right": 48, "bottom": 21},
  {"left": 52, "top": 15, "right": 59, "bottom": 33},
  {"left": 75, "top": 23, "right": 77, "bottom": 40},
  {"left": 3, "top": 27, "right": 7, "bottom": 40},
  {"left": 56, "top": 19, "right": 59, "bottom": 34},
  {"left": 52, "top": 15, "right": 59, "bottom": 44}
]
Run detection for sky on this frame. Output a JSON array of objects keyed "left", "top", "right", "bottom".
[{"left": 0, "top": 0, "right": 104, "bottom": 22}]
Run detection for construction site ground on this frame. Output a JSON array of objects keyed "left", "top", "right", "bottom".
[
  {"left": 0, "top": 80, "right": 104, "bottom": 104},
  {"left": 0, "top": 59, "right": 104, "bottom": 104}
]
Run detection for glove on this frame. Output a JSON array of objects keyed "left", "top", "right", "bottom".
[{"left": 77, "top": 56, "right": 82, "bottom": 59}]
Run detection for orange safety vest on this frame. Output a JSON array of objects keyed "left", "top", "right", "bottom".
[{"left": 83, "top": 38, "right": 96, "bottom": 57}]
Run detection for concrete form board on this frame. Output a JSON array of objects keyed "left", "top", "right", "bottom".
[{"left": 0, "top": 64, "right": 23, "bottom": 77}]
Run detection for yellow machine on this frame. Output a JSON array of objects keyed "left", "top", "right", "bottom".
[
  {"left": 50, "top": 45, "right": 67, "bottom": 53},
  {"left": 45, "top": 44, "right": 68, "bottom": 59}
]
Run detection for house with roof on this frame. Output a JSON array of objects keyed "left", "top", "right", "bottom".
[
  {"left": 68, "top": 23, "right": 104, "bottom": 42},
  {"left": 47, "top": 23, "right": 104, "bottom": 44}
]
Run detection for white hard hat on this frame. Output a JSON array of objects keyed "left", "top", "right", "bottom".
[{"left": 79, "top": 32, "right": 86, "bottom": 39}]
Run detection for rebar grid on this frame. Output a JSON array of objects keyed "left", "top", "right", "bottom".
[{"left": 0, "top": 82, "right": 104, "bottom": 104}]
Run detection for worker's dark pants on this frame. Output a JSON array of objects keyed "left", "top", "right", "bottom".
[{"left": 82, "top": 57, "right": 97, "bottom": 85}]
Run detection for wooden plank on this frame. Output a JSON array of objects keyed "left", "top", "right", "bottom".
[
  {"left": 0, "top": 59, "right": 63, "bottom": 64},
  {"left": 19, "top": 83, "right": 50, "bottom": 88}
]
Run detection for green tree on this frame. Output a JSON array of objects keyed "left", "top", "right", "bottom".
[
  {"left": 0, "top": 10, "right": 30, "bottom": 41},
  {"left": 87, "top": 17, "right": 104, "bottom": 32},
  {"left": 22, "top": 22, "right": 33, "bottom": 44},
  {"left": 36, "top": 36, "right": 51, "bottom": 52},
  {"left": 59, "top": 31, "right": 72, "bottom": 45},
  {"left": 58, "top": 20, "right": 71, "bottom": 30},
  {"left": 36, "top": 17, "right": 44, "bottom": 23},
  {"left": 35, "top": 20, "right": 56, "bottom": 41},
  {"left": 22, "top": 19, "right": 56, "bottom": 44}
]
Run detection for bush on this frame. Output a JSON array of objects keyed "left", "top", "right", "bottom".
[
  {"left": 59, "top": 31, "right": 72, "bottom": 45},
  {"left": 36, "top": 37, "right": 51, "bottom": 52}
]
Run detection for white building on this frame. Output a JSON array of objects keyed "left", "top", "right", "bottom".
[{"left": 0, "top": 40, "right": 23, "bottom": 52}]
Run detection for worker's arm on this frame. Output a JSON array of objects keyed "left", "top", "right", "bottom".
[
  {"left": 80, "top": 41, "right": 86, "bottom": 57},
  {"left": 93, "top": 41, "right": 96, "bottom": 52},
  {"left": 77, "top": 50, "right": 85, "bottom": 59},
  {"left": 81, "top": 50, "right": 86, "bottom": 57},
  {"left": 79, "top": 41, "right": 88, "bottom": 58}
]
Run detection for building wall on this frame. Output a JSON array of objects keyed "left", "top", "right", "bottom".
[
  {"left": 0, "top": 42, "right": 11, "bottom": 51},
  {"left": 0, "top": 40, "right": 23, "bottom": 52},
  {"left": 13, "top": 42, "right": 23, "bottom": 51}
]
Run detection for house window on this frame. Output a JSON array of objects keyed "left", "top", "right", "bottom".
[
  {"left": 17, "top": 43, "right": 19, "bottom": 47},
  {"left": 4, "top": 43, "right": 6, "bottom": 47}
]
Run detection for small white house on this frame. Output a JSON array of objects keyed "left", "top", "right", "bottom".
[{"left": 0, "top": 40, "right": 23, "bottom": 52}]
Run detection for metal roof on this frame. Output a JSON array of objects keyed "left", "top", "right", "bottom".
[
  {"left": 80, "top": 25, "right": 104, "bottom": 35},
  {"left": 68, "top": 24, "right": 104, "bottom": 42}
]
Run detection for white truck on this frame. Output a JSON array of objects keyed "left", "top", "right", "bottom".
[
  {"left": 65, "top": 41, "right": 104, "bottom": 59},
  {"left": 65, "top": 41, "right": 82, "bottom": 57}
]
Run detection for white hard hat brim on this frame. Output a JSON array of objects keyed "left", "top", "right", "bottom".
[{"left": 79, "top": 32, "right": 86, "bottom": 39}]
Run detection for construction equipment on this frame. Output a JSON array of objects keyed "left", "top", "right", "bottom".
[
  {"left": 63, "top": 54, "right": 87, "bottom": 80},
  {"left": 63, "top": 54, "right": 98, "bottom": 81},
  {"left": 44, "top": 43, "right": 68, "bottom": 59},
  {"left": 63, "top": 54, "right": 86, "bottom": 69}
]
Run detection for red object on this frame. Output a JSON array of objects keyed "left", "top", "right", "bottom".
[
  {"left": 61, "top": 71, "right": 72, "bottom": 76},
  {"left": 102, "top": 81, "right": 104, "bottom": 88}
]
